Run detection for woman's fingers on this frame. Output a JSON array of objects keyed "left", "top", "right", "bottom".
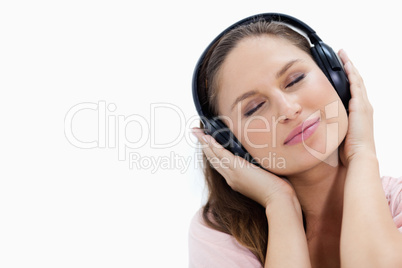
[
  {"left": 203, "top": 135, "right": 232, "bottom": 171},
  {"left": 337, "top": 50, "right": 375, "bottom": 162},
  {"left": 338, "top": 50, "right": 370, "bottom": 103},
  {"left": 191, "top": 127, "right": 235, "bottom": 171},
  {"left": 191, "top": 127, "right": 297, "bottom": 206}
]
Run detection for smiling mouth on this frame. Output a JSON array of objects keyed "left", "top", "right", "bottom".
[{"left": 284, "top": 118, "right": 320, "bottom": 145}]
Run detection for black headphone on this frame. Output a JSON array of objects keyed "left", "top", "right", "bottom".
[{"left": 192, "top": 13, "right": 350, "bottom": 165}]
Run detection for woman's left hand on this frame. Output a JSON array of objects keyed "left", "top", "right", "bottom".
[
  {"left": 338, "top": 51, "right": 402, "bottom": 268},
  {"left": 338, "top": 50, "right": 376, "bottom": 164}
]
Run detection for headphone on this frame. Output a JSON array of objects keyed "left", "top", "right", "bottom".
[{"left": 192, "top": 13, "right": 350, "bottom": 165}]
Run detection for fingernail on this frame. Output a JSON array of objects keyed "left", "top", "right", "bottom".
[
  {"left": 202, "top": 135, "right": 209, "bottom": 144},
  {"left": 344, "top": 61, "right": 352, "bottom": 72},
  {"left": 191, "top": 127, "right": 201, "bottom": 136},
  {"left": 341, "top": 49, "right": 348, "bottom": 57}
]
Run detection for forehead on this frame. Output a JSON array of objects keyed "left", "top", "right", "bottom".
[{"left": 220, "top": 35, "right": 307, "bottom": 80}]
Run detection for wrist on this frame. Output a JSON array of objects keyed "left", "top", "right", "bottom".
[
  {"left": 265, "top": 195, "right": 302, "bottom": 217},
  {"left": 345, "top": 151, "right": 380, "bottom": 187},
  {"left": 348, "top": 151, "right": 378, "bottom": 166}
]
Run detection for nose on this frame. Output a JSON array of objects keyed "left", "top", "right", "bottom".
[{"left": 275, "top": 92, "right": 302, "bottom": 123}]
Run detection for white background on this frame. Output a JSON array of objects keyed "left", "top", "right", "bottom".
[{"left": 1, "top": 0, "right": 401, "bottom": 267}]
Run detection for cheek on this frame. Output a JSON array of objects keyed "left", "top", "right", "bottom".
[
  {"left": 299, "top": 101, "right": 348, "bottom": 164},
  {"left": 304, "top": 71, "right": 338, "bottom": 105},
  {"left": 239, "top": 117, "right": 273, "bottom": 150},
  {"left": 309, "top": 71, "right": 349, "bottom": 141}
]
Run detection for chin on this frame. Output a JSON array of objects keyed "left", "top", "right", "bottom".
[{"left": 260, "top": 149, "right": 340, "bottom": 177}]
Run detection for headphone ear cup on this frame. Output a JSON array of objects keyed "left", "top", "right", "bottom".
[
  {"left": 201, "top": 117, "right": 253, "bottom": 161},
  {"left": 310, "top": 45, "right": 327, "bottom": 75},
  {"left": 311, "top": 43, "right": 351, "bottom": 111}
]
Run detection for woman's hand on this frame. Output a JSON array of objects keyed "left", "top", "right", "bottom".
[
  {"left": 338, "top": 51, "right": 402, "bottom": 268},
  {"left": 193, "top": 127, "right": 310, "bottom": 267},
  {"left": 192, "top": 127, "right": 298, "bottom": 209},
  {"left": 338, "top": 50, "right": 376, "bottom": 164}
]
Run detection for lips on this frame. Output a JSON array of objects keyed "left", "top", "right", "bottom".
[{"left": 284, "top": 117, "right": 320, "bottom": 145}]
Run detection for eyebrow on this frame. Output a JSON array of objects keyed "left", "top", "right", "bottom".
[
  {"left": 276, "top": 59, "right": 301, "bottom": 79},
  {"left": 230, "top": 59, "right": 302, "bottom": 111}
]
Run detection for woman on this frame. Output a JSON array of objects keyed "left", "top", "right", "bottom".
[{"left": 189, "top": 14, "right": 402, "bottom": 268}]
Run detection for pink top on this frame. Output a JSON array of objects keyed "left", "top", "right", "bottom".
[{"left": 188, "top": 176, "right": 402, "bottom": 268}]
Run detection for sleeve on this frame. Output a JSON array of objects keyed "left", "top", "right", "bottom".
[
  {"left": 381, "top": 176, "right": 402, "bottom": 232},
  {"left": 188, "top": 209, "right": 262, "bottom": 268}
]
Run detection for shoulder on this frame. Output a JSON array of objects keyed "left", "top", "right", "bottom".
[
  {"left": 381, "top": 176, "right": 402, "bottom": 232},
  {"left": 188, "top": 208, "right": 262, "bottom": 268}
]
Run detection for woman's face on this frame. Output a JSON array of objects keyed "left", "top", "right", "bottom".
[{"left": 216, "top": 35, "right": 348, "bottom": 176}]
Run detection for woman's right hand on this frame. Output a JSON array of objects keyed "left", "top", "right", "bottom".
[
  {"left": 192, "top": 127, "right": 298, "bottom": 209},
  {"left": 193, "top": 127, "right": 311, "bottom": 268}
]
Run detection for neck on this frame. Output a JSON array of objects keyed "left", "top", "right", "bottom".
[{"left": 287, "top": 151, "right": 347, "bottom": 237}]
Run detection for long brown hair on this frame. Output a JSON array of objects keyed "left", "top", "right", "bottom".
[{"left": 197, "top": 19, "right": 311, "bottom": 265}]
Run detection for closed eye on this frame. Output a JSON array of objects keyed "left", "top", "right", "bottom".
[
  {"left": 286, "top": 74, "right": 305, "bottom": 88},
  {"left": 244, "top": 101, "right": 265, "bottom": 117}
]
